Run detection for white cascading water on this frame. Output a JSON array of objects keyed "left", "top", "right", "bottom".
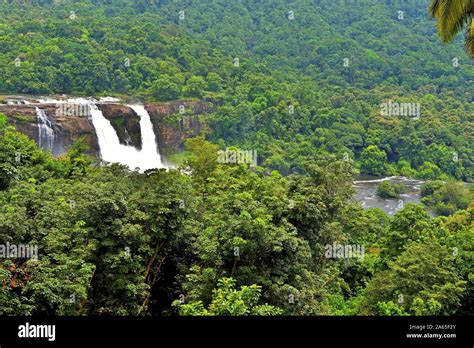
[
  {"left": 88, "top": 102, "right": 165, "bottom": 171},
  {"left": 127, "top": 104, "right": 164, "bottom": 168},
  {"left": 35, "top": 107, "right": 55, "bottom": 152},
  {"left": 37, "top": 97, "right": 165, "bottom": 171}
]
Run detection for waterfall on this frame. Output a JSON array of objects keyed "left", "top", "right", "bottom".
[
  {"left": 36, "top": 107, "right": 55, "bottom": 152},
  {"left": 127, "top": 104, "right": 164, "bottom": 169},
  {"left": 36, "top": 97, "right": 165, "bottom": 171},
  {"left": 88, "top": 102, "right": 164, "bottom": 172}
]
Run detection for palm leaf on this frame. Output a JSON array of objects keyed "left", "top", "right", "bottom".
[
  {"left": 430, "top": 0, "right": 470, "bottom": 42},
  {"left": 430, "top": 0, "right": 474, "bottom": 56},
  {"left": 466, "top": 19, "right": 474, "bottom": 55}
]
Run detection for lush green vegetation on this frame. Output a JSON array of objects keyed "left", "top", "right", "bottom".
[
  {"left": 0, "top": 0, "right": 473, "bottom": 179},
  {"left": 0, "top": 119, "right": 472, "bottom": 316},
  {"left": 172, "top": 277, "right": 283, "bottom": 316},
  {"left": 376, "top": 181, "right": 405, "bottom": 199},
  {"left": 0, "top": 0, "right": 473, "bottom": 316},
  {"left": 421, "top": 180, "right": 471, "bottom": 216}
]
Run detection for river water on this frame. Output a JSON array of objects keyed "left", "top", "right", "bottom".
[{"left": 353, "top": 176, "right": 425, "bottom": 216}]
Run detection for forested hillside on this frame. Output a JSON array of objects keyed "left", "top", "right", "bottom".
[
  {"left": 0, "top": 0, "right": 473, "bottom": 316},
  {"left": 1, "top": 0, "right": 473, "bottom": 179}
]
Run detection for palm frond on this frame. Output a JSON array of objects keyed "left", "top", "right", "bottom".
[
  {"left": 429, "top": 0, "right": 443, "bottom": 17},
  {"left": 432, "top": 0, "right": 470, "bottom": 43},
  {"left": 469, "top": 0, "right": 474, "bottom": 14},
  {"left": 466, "top": 19, "right": 474, "bottom": 56}
]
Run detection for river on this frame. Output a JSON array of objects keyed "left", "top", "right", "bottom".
[{"left": 353, "top": 176, "right": 425, "bottom": 216}]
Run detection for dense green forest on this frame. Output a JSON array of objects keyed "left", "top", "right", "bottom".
[
  {"left": 1, "top": 0, "right": 473, "bottom": 179},
  {"left": 0, "top": 0, "right": 473, "bottom": 316},
  {"left": 1, "top": 125, "right": 473, "bottom": 315}
]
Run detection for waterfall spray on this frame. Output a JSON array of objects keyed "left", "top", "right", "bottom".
[{"left": 36, "top": 107, "right": 55, "bottom": 152}]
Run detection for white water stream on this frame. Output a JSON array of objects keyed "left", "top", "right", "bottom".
[
  {"left": 35, "top": 107, "right": 55, "bottom": 152},
  {"left": 37, "top": 97, "right": 165, "bottom": 171}
]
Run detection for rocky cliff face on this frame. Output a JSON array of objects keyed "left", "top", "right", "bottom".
[
  {"left": 0, "top": 98, "right": 215, "bottom": 162},
  {"left": 146, "top": 99, "right": 214, "bottom": 155},
  {"left": 0, "top": 103, "right": 99, "bottom": 156}
]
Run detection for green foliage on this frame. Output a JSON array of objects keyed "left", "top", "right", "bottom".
[
  {"left": 429, "top": 0, "right": 474, "bottom": 56},
  {"left": 417, "top": 161, "right": 443, "bottom": 180},
  {"left": 363, "top": 238, "right": 466, "bottom": 315},
  {"left": 421, "top": 181, "right": 472, "bottom": 216},
  {"left": 0, "top": 0, "right": 472, "bottom": 180},
  {"left": 150, "top": 75, "right": 182, "bottom": 101},
  {"left": 184, "top": 136, "right": 219, "bottom": 187},
  {"left": 0, "top": 123, "right": 472, "bottom": 317},
  {"left": 382, "top": 204, "right": 433, "bottom": 260},
  {"left": 376, "top": 181, "right": 404, "bottom": 199},
  {"left": 360, "top": 146, "right": 387, "bottom": 176},
  {"left": 0, "top": 1, "right": 472, "bottom": 317},
  {"left": 0, "top": 113, "right": 7, "bottom": 129},
  {"left": 184, "top": 76, "right": 208, "bottom": 99},
  {"left": 172, "top": 278, "right": 282, "bottom": 316},
  {"left": 377, "top": 301, "right": 409, "bottom": 316}
]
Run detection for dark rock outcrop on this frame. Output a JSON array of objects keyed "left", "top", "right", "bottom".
[{"left": 98, "top": 104, "right": 142, "bottom": 149}]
